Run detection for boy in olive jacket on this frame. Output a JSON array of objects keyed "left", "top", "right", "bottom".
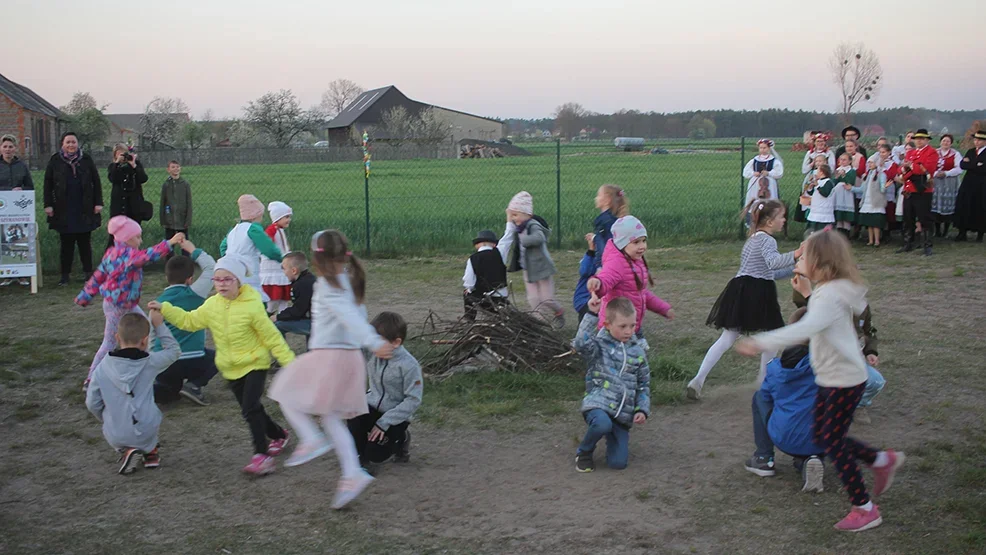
[{"left": 160, "top": 160, "right": 192, "bottom": 256}]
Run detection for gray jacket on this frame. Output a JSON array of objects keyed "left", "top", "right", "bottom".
[
  {"left": 574, "top": 313, "right": 651, "bottom": 427},
  {"left": 364, "top": 346, "right": 423, "bottom": 431},
  {"left": 85, "top": 324, "right": 181, "bottom": 452},
  {"left": 0, "top": 156, "right": 33, "bottom": 191},
  {"left": 498, "top": 216, "right": 557, "bottom": 283}
]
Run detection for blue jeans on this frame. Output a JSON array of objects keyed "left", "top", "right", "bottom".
[
  {"left": 752, "top": 391, "right": 775, "bottom": 458},
  {"left": 860, "top": 364, "right": 886, "bottom": 408},
  {"left": 275, "top": 319, "right": 311, "bottom": 337},
  {"left": 578, "top": 409, "right": 630, "bottom": 469}
]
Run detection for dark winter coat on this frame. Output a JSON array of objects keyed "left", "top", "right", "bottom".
[
  {"left": 107, "top": 160, "right": 149, "bottom": 221},
  {"left": 159, "top": 176, "right": 193, "bottom": 230},
  {"left": 43, "top": 152, "right": 103, "bottom": 233},
  {"left": 0, "top": 156, "right": 33, "bottom": 190}
]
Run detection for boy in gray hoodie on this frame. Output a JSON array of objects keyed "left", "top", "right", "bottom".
[
  {"left": 86, "top": 309, "right": 181, "bottom": 475},
  {"left": 347, "top": 312, "right": 423, "bottom": 467}
]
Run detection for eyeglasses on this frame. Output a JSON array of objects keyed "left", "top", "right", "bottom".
[{"left": 211, "top": 277, "right": 237, "bottom": 285}]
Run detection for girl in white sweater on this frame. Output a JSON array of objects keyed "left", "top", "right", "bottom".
[{"left": 736, "top": 231, "right": 904, "bottom": 533}]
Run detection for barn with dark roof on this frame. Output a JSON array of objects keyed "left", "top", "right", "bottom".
[
  {"left": 325, "top": 85, "right": 503, "bottom": 148},
  {"left": 0, "top": 73, "right": 63, "bottom": 166}
]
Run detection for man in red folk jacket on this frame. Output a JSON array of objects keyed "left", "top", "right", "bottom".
[{"left": 898, "top": 128, "right": 939, "bottom": 256}]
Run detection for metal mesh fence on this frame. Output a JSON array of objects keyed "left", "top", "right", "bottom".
[{"left": 31, "top": 137, "right": 815, "bottom": 272}]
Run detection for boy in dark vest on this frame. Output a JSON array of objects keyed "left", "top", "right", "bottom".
[{"left": 462, "top": 229, "right": 509, "bottom": 321}]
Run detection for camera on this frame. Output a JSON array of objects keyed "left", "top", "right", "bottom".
[{"left": 124, "top": 153, "right": 133, "bottom": 162}]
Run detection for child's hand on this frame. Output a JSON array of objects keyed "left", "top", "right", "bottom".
[
  {"left": 843, "top": 183, "right": 852, "bottom": 190},
  {"left": 586, "top": 277, "right": 601, "bottom": 293},
  {"left": 149, "top": 308, "right": 164, "bottom": 327},
  {"left": 587, "top": 293, "right": 601, "bottom": 314},
  {"left": 168, "top": 232, "right": 185, "bottom": 246},
  {"left": 794, "top": 240, "right": 806, "bottom": 259},
  {"left": 585, "top": 232, "right": 595, "bottom": 250},
  {"left": 866, "top": 354, "right": 879, "bottom": 367},
  {"left": 368, "top": 426, "right": 386, "bottom": 443},
  {"left": 270, "top": 313, "right": 277, "bottom": 322},
  {"left": 665, "top": 309, "right": 675, "bottom": 321},
  {"left": 180, "top": 239, "right": 196, "bottom": 253},
  {"left": 74, "top": 297, "right": 88, "bottom": 308},
  {"left": 633, "top": 413, "right": 647, "bottom": 425},
  {"left": 735, "top": 338, "right": 762, "bottom": 357},
  {"left": 147, "top": 301, "right": 163, "bottom": 311},
  {"left": 374, "top": 343, "right": 395, "bottom": 360},
  {"left": 791, "top": 274, "right": 812, "bottom": 298}
]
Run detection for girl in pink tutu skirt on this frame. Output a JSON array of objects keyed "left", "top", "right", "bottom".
[{"left": 268, "top": 230, "right": 394, "bottom": 510}]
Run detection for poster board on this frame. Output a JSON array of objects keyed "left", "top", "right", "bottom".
[{"left": 0, "top": 191, "right": 38, "bottom": 290}]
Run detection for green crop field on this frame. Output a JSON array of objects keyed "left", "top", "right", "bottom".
[{"left": 29, "top": 139, "right": 815, "bottom": 272}]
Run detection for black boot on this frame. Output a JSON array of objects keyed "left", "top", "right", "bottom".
[
  {"left": 942, "top": 222, "right": 951, "bottom": 239},
  {"left": 978, "top": 232, "right": 984, "bottom": 243},
  {"left": 923, "top": 230, "right": 933, "bottom": 256},
  {"left": 896, "top": 232, "right": 914, "bottom": 253},
  {"left": 934, "top": 222, "right": 942, "bottom": 238},
  {"left": 955, "top": 229, "right": 968, "bottom": 242}
]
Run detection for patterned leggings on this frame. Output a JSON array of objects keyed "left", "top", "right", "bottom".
[
  {"left": 814, "top": 384, "right": 878, "bottom": 506},
  {"left": 88, "top": 300, "right": 147, "bottom": 380}
]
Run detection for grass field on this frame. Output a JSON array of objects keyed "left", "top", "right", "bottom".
[
  {"left": 30, "top": 139, "right": 815, "bottom": 274},
  {"left": 2, "top": 242, "right": 985, "bottom": 554}
]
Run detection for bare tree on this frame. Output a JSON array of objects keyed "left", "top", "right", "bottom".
[
  {"left": 60, "top": 92, "right": 110, "bottom": 151},
  {"left": 200, "top": 108, "right": 215, "bottom": 122},
  {"left": 320, "top": 79, "right": 365, "bottom": 118},
  {"left": 830, "top": 42, "right": 882, "bottom": 123},
  {"left": 243, "top": 89, "right": 325, "bottom": 148},
  {"left": 414, "top": 107, "right": 453, "bottom": 143},
  {"left": 141, "top": 97, "right": 190, "bottom": 149},
  {"left": 553, "top": 102, "right": 588, "bottom": 139}
]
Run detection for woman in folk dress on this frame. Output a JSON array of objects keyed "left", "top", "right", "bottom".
[
  {"left": 931, "top": 134, "right": 963, "bottom": 238},
  {"left": 744, "top": 139, "right": 784, "bottom": 204}
]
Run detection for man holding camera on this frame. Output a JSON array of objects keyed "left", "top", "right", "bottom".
[
  {"left": 106, "top": 143, "right": 149, "bottom": 250},
  {"left": 897, "top": 129, "right": 939, "bottom": 256}
]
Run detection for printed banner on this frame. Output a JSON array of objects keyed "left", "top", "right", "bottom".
[{"left": 0, "top": 191, "right": 38, "bottom": 278}]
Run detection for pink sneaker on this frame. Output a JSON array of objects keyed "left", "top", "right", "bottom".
[
  {"left": 242, "top": 454, "right": 275, "bottom": 476},
  {"left": 870, "top": 450, "right": 906, "bottom": 496},
  {"left": 834, "top": 504, "right": 882, "bottom": 532},
  {"left": 267, "top": 431, "right": 290, "bottom": 457}
]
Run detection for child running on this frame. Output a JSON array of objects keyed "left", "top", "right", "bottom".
[
  {"left": 586, "top": 216, "right": 673, "bottom": 348},
  {"left": 573, "top": 296, "right": 650, "bottom": 472},
  {"left": 76, "top": 215, "right": 183, "bottom": 390},
  {"left": 269, "top": 230, "right": 395, "bottom": 510},
  {"left": 151, "top": 255, "right": 294, "bottom": 476},
  {"left": 498, "top": 191, "right": 564, "bottom": 326},
  {"left": 687, "top": 200, "right": 801, "bottom": 400},
  {"left": 737, "top": 231, "right": 904, "bottom": 532},
  {"left": 220, "top": 194, "right": 284, "bottom": 302},
  {"left": 85, "top": 309, "right": 181, "bottom": 474},
  {"left": 261, "top": 201, "right": 293, "bottom": 314}
]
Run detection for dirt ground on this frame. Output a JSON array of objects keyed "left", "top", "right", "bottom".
[{"left": 1, "top": 240, "right": 985, "bottom": 554}]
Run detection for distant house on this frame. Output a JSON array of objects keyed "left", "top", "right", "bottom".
[
  {"left": 0, "top": 72, "right": 63, "bottom": 165},
  {"left": 325, "top": 85, "right": 503, "bottom": 146},
  {"left": 105, "top": 113, "right": 190, "bottom": 150},
  {"left": 863, "top": 124, "right": 886, "bottom": 138}
]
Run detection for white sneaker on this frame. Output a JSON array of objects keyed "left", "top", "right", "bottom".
[
  {"left": 802, "top": 456, "right": 824, "bottom": 493},
  {"left": 686, "top": 378, "right": 703, "bottom": 400},
  {"left": 0, "top": 279, "right": 12, "bottom": 287},
  {"left": 331, "top": 470, "right": 375, "bottom": 509},
  {"left": 17, "top": 278, "right": 30, "bottom": 286},
  {"left": 284, "top": 440, "right": 333, "bottom": 468}
]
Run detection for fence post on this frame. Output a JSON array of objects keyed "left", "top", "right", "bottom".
[
  {"left": 556, "top": 139, "right": 561, "bottom": 249},
  {"left": 739, "top": 137, "right": 746, "bottom": 239}
]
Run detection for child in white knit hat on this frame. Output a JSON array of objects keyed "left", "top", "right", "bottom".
[
  {"left": 261, "top": 201, "right": 293, "bottom": 314},
  {"left": 497, "top": 191, "right": 564, "bottom": 327}
]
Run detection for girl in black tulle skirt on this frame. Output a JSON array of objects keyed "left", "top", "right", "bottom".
[{"left": 687, "top": 200, "right": 802, "bottom": 400}]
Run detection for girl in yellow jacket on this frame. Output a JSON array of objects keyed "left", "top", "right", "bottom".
[{"left": 150, "top": 255, "right": 296, "bottom": 476}]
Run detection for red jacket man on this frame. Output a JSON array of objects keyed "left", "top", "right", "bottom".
[
  {"left": 902, "top": 142, "right": 938, "bottom": 194},
  {"left": 898, "top": 129, "right": 938, "bottom": 255}
]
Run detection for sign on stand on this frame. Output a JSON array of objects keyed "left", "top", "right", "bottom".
[{"left": 0, "top": 191, "right": 39, "bottom": 293}]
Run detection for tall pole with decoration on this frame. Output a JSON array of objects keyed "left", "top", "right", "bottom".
[{"left": 362, "top": 131, "right": 371, "bottom": 254}]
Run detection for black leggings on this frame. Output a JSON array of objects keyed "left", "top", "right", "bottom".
[
  {"left": 229, "top": 370, "right": 286, "bottom": 454},
  {"left": 59, "top": 232, "right": 93, "bottom": 276},
  {"left": 814, "top": 384, "right": 878, "bottom": 506}
]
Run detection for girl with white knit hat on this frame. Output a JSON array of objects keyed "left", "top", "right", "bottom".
[
  {"left": 261, "top": 201, "right": 293, "bottom": 314},
  {"left": 496, "top": 191, "right": 564, "bottom": 327}
]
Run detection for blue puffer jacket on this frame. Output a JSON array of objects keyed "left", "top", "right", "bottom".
[
  {"left": 572, "top": 250, "right": 596, "bottom": 313},
  {"left": 592, "top": 210, "right": 618, "bottom": 269},
  {"left": 761, "top": 345, "right": 824, "bottom": 457},
  {"left": 574, "top": 313, "right": 651, "bottom": 427}
]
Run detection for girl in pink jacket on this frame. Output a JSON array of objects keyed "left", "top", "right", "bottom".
[{"left": 587, "top": 216, "right": 674, "bottom": 344}]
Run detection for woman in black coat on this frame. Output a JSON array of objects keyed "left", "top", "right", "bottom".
[
  {"left": 954, "top": 131, "right": 986, "bottom": 242},
  {"left": 43, "top": 132, "right": 103, "bottom": 286},
  {"left": 105, "top": 143, "right": 148, "bottom": 250}
]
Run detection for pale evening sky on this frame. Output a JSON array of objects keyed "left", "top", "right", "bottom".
[{"left": 6, "top": 0, "right": 983, "bottom": 120}]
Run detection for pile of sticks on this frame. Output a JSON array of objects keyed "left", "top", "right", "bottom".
[
  {"left": 459, "top": 144, "right": 506, "bottom": 159},
  {"left": 411, "top": 304, "right": 582, "bottom": 378}
]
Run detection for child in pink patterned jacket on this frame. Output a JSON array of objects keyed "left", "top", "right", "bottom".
[
  {"left": 76, "top": 216, "right": 184, "bottom": 390},
  {"left": 586, "top": 216, "right": 674, "bottom": 346}
]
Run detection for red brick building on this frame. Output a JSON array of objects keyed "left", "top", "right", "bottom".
[{"left": 0, "top": 72, "right": 63, "bottom": 168}]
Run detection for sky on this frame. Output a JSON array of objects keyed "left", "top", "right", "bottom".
[{"left": 6, "top": 0, "right": 984, "bottom": 120}]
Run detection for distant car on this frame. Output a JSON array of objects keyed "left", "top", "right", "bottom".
[
  {"left": 650, "top": 147, "right": 669, "bottom": 155},
  {"left": 313, "top": 141, "right": 329, "bottom": 148},
  {"left": 495, "top": 138, "right": 512, "bottom": 145}
]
